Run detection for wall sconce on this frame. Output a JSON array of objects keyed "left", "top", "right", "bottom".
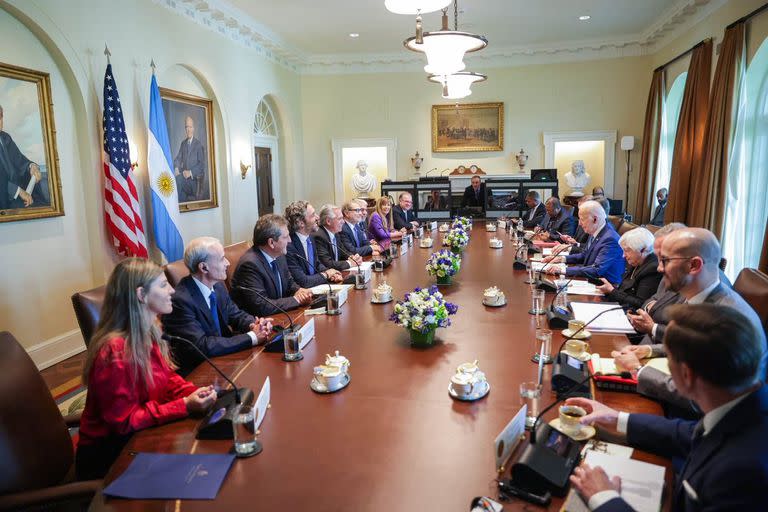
[
  {"left": 128, "top": 140, "right": 139, "bottom": 171},
  {"left": 240, "top": 160, "right": 251, "bottom": 180}
]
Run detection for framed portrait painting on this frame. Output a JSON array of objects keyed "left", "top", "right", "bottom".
[
  {"left": 431, "top": 102, "right": 504, "bottom": 153},
  {"left": 159, "top": 87, "right": 217, "bottom": 212},
  {"left": 0, "top": 62, "right": 63, "bottom": 223}
]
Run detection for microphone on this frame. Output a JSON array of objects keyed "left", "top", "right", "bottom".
[
  {"left": 530, "top": 371, "right": 593, "bottom": 444},
  {"left": 162, "top": 333, "right": 254, "bottom": 440},
  {"left": 327, "top": 239, "right": 368, "bottom": 288},
  {"left": 425, "top": 167, "right": 438, "bottom": 176},
  {"left": 288, "top": 248, "right": 340, "bottom": 315},
  {"left": 234, "top": 285, "right": 296, "bottom": 332},
  {"left": 546, "top": 278, "right": 574, "bottom": 328}
]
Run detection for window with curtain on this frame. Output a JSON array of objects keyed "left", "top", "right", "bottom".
[
  {"left": 654, "top": 72, "right": 687, "bottom": 208},
  {"left": 721, "top": 39, "right": 768, "bottom": 281}
]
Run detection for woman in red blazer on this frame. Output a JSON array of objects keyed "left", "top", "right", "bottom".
[{"left": 76, "top": 258, "right": 217, "bottom": 479}]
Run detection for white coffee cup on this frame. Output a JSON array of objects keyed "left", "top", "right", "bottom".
[
  {"left": 564, "top": 339, "right": 587, "bottom": 358},
  {"left": 373, "top": 287, "right": 392, "bottom": 302},
  {"left": 450, "top": 372, "right": 476, "bottom": 395},
  {"left": 314, "top": 365, "right": 344, "bottom": 389},
  {"left": 558, "top": 405, "right": 587, "bottom": 436}
]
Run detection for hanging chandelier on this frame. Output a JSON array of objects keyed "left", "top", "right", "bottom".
[
  {"left": 428, "top": 71, "right": 486, "bottom": 99},
  {"left": 403, "top": 1, "right": 487, "bottom": 75},
  {"left": 384, "top": 0, "right": 452, "bottom": 43}
]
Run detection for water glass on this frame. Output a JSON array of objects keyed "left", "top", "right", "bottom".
[
  {"left": 532, "top": 328, "right": 553, "bottom": 364},
  {"left": 326, "top": 290, "right": 341, "bottom": 315},
  {"left": 355, "top": 272, "right": 367, "bottom": 290},
  {"left": 519, "top": 382, "right": 543, "bottom": 429},
  {"left": 233, "top": 404, "right": 259, "bottom": 456},
  {"left": 283, "top": 329, "right": 302, "bottom": 361},
  {"left": 373, "top": 258, "right": 384, "bottom": 272},
  {"left": 529, "top": 289, "right": 546, "bottom": 315}
]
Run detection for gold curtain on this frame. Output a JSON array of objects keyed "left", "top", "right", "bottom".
[
  {"left": 666, "top": 40, "right": 713, "bottom": 223},
  {"left": 687, "top": 26, "right": 745, "bottom": 236},
  {"left": 634, "top": 70, "right": 665, "bottom": 224}
]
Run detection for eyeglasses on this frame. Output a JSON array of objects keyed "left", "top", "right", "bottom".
[{"left": 659, "top": 256, "right": 695, "bottom": 268}]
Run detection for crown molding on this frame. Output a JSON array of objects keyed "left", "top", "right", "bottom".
[{"left": 156, "top": 0, "right": 727, "bottom": 75}]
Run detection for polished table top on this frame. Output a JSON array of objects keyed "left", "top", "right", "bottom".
[{"left": 91, "top": 227, "right": 672, "bottom": 511}]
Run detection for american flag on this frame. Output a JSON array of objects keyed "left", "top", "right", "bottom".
[{"left": 102, "top": 64, "right": 148, "bottom": 258}]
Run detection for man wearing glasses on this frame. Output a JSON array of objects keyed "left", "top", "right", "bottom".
[
  {"left": 392, "top": 192, "right": 419, "bottom": 232},
  {"left": 339, "top": 200, "right": 380, "bottom": 257},
  {"left": 612, "top": 227, "right": 765, "bottom": 412}
]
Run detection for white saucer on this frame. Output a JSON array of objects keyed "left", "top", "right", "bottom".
[
  {"left": 561, "top": 328, "right": 592, "bottom": 340},
  {"left": 310, "top": 373, "right": 351, "bottom": 393},
  {"left": 419, "top": 244, "right": 433, "bottom": 249},
  {"left": 448, "top": 380, "right": 490, "bottom": 401},
  {"left": 482, "top": 298, "right": 507, "bottom": 308},
  {"left": 489, "top": 244, "right": 503, "bottom": 249},
  {"left": 371, "top": 296, "right": 393, "bottom": 304},
  {"left": 549, "top": 418, "right": 596, "bottom": 441},
  {"left": 560, "top": 351, "right": 591, "bottom": 362}
]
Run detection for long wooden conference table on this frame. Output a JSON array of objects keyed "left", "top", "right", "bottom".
[{"left": 91, "top": 226, "right": 673, "bottom": 511}]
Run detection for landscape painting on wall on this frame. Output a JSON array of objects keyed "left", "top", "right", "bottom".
[
  {"left": 432, "top": 102, "right": 504, "bottom": 153},
  {"left": 0, "top": 61, "right": 63, "bottom": 223}
]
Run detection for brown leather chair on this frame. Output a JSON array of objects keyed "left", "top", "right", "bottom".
[
  {"left": 644, "top": 224, "right": 661, "bottom": 235},
  {"left": 224, "top": 241, "right": 250, "bottom": 291},
  {"left": 607, "top": 215, "right": 624, "bottom": 232},
  {"left": 618, "top": 221, "right": 638, "bottom": 236},
  {"left": 164, "top": 259, "right": 190, "bottom": 288},
  {"left": 734, "top": 268, "right": 768, "bottom": 334},
  {"left": 0, "top": 332, "right": 100, "bottom": 510},
  {"left": 71, "top": 285, "right": 106, "bottom": 348}
]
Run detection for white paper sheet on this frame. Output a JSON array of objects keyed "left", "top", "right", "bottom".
[
  {"left": 566, "top": 281, "right": 604, "bottom": 296},
  {"left": 254, "top": 377, "right": 270, "bottom": 430},
  {"left": 570, "top": 302, "right": 636, "bottom": 333}
]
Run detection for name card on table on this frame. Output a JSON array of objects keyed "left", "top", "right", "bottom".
[
  {"left": 494, "top": 405, "right": 527, "bottom": 472},
  {"left": 429, "top": 221, "right": 438, "bottom": 231},
  {"left": 400, "top": 242, "right": 408, "bottom": 256},
  {"left": 498, "top": 220, "right": 507, "bottom": 229},
  {"left": 254, "top": 377, "right": 270, "bottom": 431},
  {"left": 298, "top": 317, "right": 315, "bottom": 350}
]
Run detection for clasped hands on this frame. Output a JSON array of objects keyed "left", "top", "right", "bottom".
[{"left": 250, "top": 316, "right": 274, "bottom": 341}]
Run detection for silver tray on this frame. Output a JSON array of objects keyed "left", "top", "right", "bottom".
[
  {"left": 448, "top": 380, "right": 490, "bottom": 401},
  {"left": 310, "top": 373, "right": 351, "bottom": 394},
  {"left": 371, "top": 297, "right": 393, "bottom": 304}
]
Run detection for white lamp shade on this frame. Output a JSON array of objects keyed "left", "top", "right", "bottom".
[
  {"left": 406, "top": 31, "right": 487, "bottom": 75},
  {"left": 621, "top": 136, "right": 635, "bottom": 151},
  {"left": 385, "top": 0, "right": 452, "bottom": 15},
  {"left": 428, "top": 72, "right": 486, "bottom": 100}
]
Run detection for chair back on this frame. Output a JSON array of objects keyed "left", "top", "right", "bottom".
[
  {"left": 0, "top": 332, "right": 74, "bottom": 495},
  {"left": 224, "top": 241, "right": 250, "bottom": 291},
  {"left": 645, "top": 224, "right": 661, "bottom": 234},
  {"left": 618, "top": 221, "right": 638, "bottom": 236},
  {"left": 607, "top": 215, "right": 624, "bottom": 232},
  {"left": 71, "top": 285, "right": 106, "bottom": 347},
  {"left": 164, "top": 260, "right": 190, "bottom": 288},
  {"left": 734, "top": 268, "right": 768, "bottom": 334}
]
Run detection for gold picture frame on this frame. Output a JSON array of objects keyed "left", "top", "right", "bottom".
[
  {"left": 431, "top": 102, "right": 504, "bottom": 153},
  {"left": 159, "top": 87, "right": 218, "bottom": 212},
  {"left": 0, "top": 62, "right": 64, "bottom": 223}
]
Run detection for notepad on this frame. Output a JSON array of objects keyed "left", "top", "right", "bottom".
[
  {"left": 103, "top": 453, "right": 235, "bottom": 499},
  {"left": 570, "top": 302, "right": 636, "bottom": 333}
]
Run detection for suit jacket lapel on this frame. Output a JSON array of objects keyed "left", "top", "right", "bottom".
[
  {"left": 255, "top": 250, "right": 280, "bottom": 296},
  {"left": 185, "top": 278, "right": 218, "bottom": 332}
]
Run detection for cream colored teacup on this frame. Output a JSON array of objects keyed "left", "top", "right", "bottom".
[
  {"left": 325, "top": 350, "right": 350, "bottom": 373},
  {"left": 313, "top": 365, "right": 344, "bottom": 389},
  {"left": 457, "top": 360, "right": 480, "bottom": 375},
  {"left": 558, "top": 405, "right": 587, "bottom": 436},
  {"left": 564, "top": 339, "right": 587, "bottom": 358},
  {"left": 567, "top": 319, "right": 587, "bottom": 335},
  {"left": 450, "top": 372, "right": 476, "bottom": 395},
  {"left": 484, "top": 291, "right": 504, "bottom": 305},
  {"left": 373, "top": 284, "right": 392, "bottom": 302}
]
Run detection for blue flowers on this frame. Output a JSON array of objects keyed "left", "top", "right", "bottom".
[
  {"left": 426, "top": 249, "right": 461, "bottom": 277},
  {"left": 390, "top": 285, "right": 459, "bottom": 334}
]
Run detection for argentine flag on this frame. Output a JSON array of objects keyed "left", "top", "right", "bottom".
[{"left": 147, "top": 73, "right": 183, "bottom": 262}]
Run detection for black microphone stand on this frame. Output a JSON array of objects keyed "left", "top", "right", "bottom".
[{"left": 530, "top": 372, "right": 594, "bottom": 444}]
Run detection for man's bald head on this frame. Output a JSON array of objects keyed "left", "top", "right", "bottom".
[{"left": 663, "top": 228, "right": 721, "bottom": 271}]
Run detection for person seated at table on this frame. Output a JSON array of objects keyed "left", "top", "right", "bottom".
[
  {"left": 313, "top": 203, "right": 364, "bottom": 271},
  {"left": 461, "top": 175, "right": 485, "bottom": 208},
  {"left": 613, "top": 228, "right": 765, "bottom": 413},
  {"left": 541, "top": 200, "right": 625, "bottom": 284},
  {"left": 518, "top": 190, "right": 546, "bottom": 229},
  {"left": 339, "top": 200, "right": 380, "bottom": 257},
  {"left": 553, "top": 194, "right": 594, "bottom": 254},
  {"left": 595, "top": 227, "right": 661, "bottom": 310},
  {"left": 649, "top": 187, "right": 668, "bottom": 227},
  {"left": 162, "top": 237, "right": 273, "bottom": 376},
  {"left": 231, "top": 214, "right": 314, "bottom": 317},
  {"left": 76, "top": 258, "right": 218, "bottom": 479},
  {"left": 367, "top": 195, "right": 403, "bottom": 252},
  {"left": 423, "top": 189, "right": 447, "bottom": 210},
  {"left": 392, "top": 192, "right": 419, "bottom": 232},
  {"left": 354, "top": 199, "right": 370, "bottom": 231},
  {"left": 284, "top": 200, "right": 343, "bottom": 288},
  {"left": 567, "top": 304, "right": 768, "bottom": 512},
  {"left": 534, "top": 197, "right": 576, "bottom": 242}
]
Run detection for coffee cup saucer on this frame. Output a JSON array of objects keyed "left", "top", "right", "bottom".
[
  {"left": 448, "top": 380, "right": 490, "bottom": 401},
  {"left": 548, "top": 418, "right": 596, "bottom": 441},
  {"left": 482, "top": 298, "right": 506, "bottom": 307},
  {"left": 371, "top": 296, "right": 393, "bottom": 304},
  {"left": 561, "top": 328, "right": 592, "bottom": 340},
  {"left": 560, "top": 350, "right": 591, "bottom": 362},
  {"left": 310, "top": 373, "right": 351, "bottom": 393}
]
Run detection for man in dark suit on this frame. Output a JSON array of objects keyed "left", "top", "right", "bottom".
[
  {"left": 519, "top": 190, "right": 546, "bottom": 229},
  {"left": 0, "top": 104, "right": 43, "bottom": 209},
  {"left": 568, "top": 304, "right": 768, "bottom": 512},
  {"left": 284, "top": 200, "right": 343, "bottom": 288},
  {"left": 423, "top": 189, "right": 447, "bottom": 211},
  {"left": 231, "top": 214, "right": 314, "bottom": 317},
  {"left": 162, "top": 237, "right": 273, "bottom": 376},
  {"left": 536, "top": 197, "right": 575, "bottom": 241},
  {"left": 313, "top": 204, "right": 363, "bottom": 271},
  {"left": 392, "top": 192, "right": 419, "bottom": 232},
  {"left": 173, "top": 116, "right": 207, "bottom": 202},
  {"left": 461, "top": 175, "right": 485, "bottom": 208},
  {"left": 339, "top": 200, "right": 380, "bottom": 257},
  {"left": 542, "top": 200, "right": 625, "bottom": 284},
  {"left": 649, "top": 187, "right": 668, "bottom": 227}
]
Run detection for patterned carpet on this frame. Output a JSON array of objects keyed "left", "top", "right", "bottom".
[{"left": 52, "top": 377, "right": 87, "bottom": 417}]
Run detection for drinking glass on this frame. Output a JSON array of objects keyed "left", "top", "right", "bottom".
[
  {"left": 519, "top": 382, "right": 543, "bottom": 430},
  {"left": 532, "top": 328, "right": 553, "bottom": 364},
  {"left": 529, "top": 289, "right": 545, "bottom": 315},
  {"left": 283, "top": 329, "right": 302, "bottom": 361},
  {"left": 373, "top": 258, "right": 384, "bottom": 272},
  {"left": 233, "top": 404, "right": 261, "bottom": 456},
  {"left": 354, "top": 272, "right": 367, "bottom": 290},
  {"left": 326, "top": 290, "right": 341, "bottom": 315}
]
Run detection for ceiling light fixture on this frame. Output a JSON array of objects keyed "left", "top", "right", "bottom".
[
  {"left": 385, "top": 0, "right": 452, "bottom": 44},
  {"left": 428, "top": 71, "right": 486, "bottom": 99},
  {"left": 579, "top": 15, "right": 591, "bottom": 21},
  {"left": 404, "top": 1, "right": 487, "bottom": 75},
  {"left": 349, "top": 33, "right": 359, "bottom": 38}
]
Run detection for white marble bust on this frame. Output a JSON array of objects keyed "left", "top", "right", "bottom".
[
  {"left": 564, "top": 160, "right": 591, "bottom": 197},
  {"left": 351, "top": 160, "right": 377, "bottom": 198}
]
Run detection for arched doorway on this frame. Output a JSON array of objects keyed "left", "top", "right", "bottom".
[{"left": 252, "top": 97, "right": 279, "bottom": 216}]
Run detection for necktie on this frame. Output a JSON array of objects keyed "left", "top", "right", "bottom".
[
  {"left": 353, "top": 225, "right": 361, "bottom": 247},
  {"left": 305, "top": 238, "right": 316, "bottom": 274},
  {"left": 331, "top": 237, "right": 338, "bottom": 260},
  {"left": 208, "top": 290, "right": 222, "bottom": 336},
  {"left": 586, "top": 236, "right": 594, "bottom": 252},
  {"left": 529, "top": 204, "right": 535, "bottom": 221},
  {"left": 270, "top": 260, "right": 282, "bottom": 294}
]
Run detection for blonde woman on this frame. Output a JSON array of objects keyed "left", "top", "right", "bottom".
[
  {"left": 76, "top": 258, "right": 217, "bottom": 479},
  {"left": 367, "top": 196, "right": 403, "bottom": 251}
]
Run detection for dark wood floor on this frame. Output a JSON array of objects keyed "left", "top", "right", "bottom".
[{"left": 41, "top": 351, "right": 87, "bottom": 395}]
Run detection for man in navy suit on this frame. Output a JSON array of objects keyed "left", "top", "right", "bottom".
[
  {"left": 173, "top": 116, "right": 207, "bottom": 202},
  {"left": 519, "top": 190, "right": 546, "bottom": 229},
  {"left": 567, "top": 304, "right": 768, "bottom": 511},
  {"left": 313, "top": 204, "right": 363, "bottom": 271},
  {"left": 535, "top": 197, "right": 575, "bottom": 241},
  {"left": 231, "top": 214, "right": 314, "bottom": 317},
  {"left": 284, "top": 200, "right": 343, "bottom": 288},
  {"left": 542, "top": 200, "right": 625, "bottom": 284},
  {"left": 461, "top": 175, "right": 485, "bottom": 208},
  {"left": 392, "top": 192, "right": 419, "bottom": 232},
  {"left": 162, "top": 237, "right": 272, "bottom": 376},
  {"left": 339, "top": 200, "right": 380, "bottom": 257}
]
